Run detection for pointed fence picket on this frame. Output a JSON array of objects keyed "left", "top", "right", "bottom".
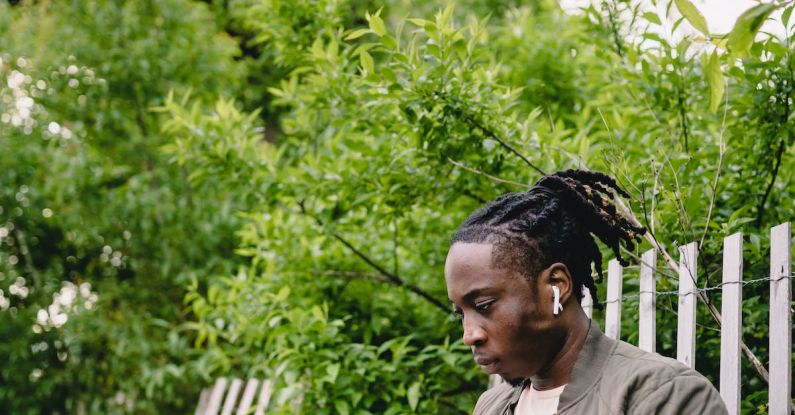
[
  {"left": 194, "top": 378, "right": 275, "bottom": 415},
  {"left": 579, "top": 222, "right": 792, "bottom": 415}
]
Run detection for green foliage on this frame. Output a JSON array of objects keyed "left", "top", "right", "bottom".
[
  {"left": 1, "top": 0, "right": 247, "bottom": 413},
  {"left": 2, "top": 0, "right": 793, "bottom": 413}
]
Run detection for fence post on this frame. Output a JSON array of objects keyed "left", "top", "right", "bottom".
[
  {"left": 677, "top": 242, "right": 698, "bottom": 368},
  {"left": 639, "top": 249, "right": 656, "bottom": 353},
  {"left": 236, "top": 379, "right": 261, "bottom": 415},
  {"left": 769, "top": 223, "right": 791, "bottom": 415},
  {"left": 206, "top": 378, "right": 228, "bottom": 415},
  {"left": 605, "top": 259, "right": 622, "bottom": 340},
  {"left": 220, "top": 378, "right": 243, "bottom": 415},
  {"left": 581, "top": 286, "right": 593, "bottom": 319},
  {"left": 720, "top": 233, "right": 742, "bottom": 415},
  {"left": 253, "top": 379, "right": 273, "bottom": 415}
]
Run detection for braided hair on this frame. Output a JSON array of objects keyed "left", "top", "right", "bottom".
[{"left": 451, "top": 169, "right": 645, "bottom": 307}]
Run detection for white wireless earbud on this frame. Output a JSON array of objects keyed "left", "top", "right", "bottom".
[{"left": 552, "top": 286, "right": 564, "bottom": 315}]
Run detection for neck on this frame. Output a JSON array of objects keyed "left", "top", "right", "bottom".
[{"left": 528, "top": 308, "right": 590, "bottom": 390}]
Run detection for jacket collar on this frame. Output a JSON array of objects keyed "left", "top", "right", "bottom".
[{"left": 503, "top": 320, "right": 617, "bottom": 412}]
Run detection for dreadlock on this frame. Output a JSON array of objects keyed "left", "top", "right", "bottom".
[{"left": 451, "top": 169, "right": 645, "bottom": 309}]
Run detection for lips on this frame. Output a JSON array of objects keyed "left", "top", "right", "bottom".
[
  {"left": 474, "top": 355, "right": 499, "bottom": 373},
  {"left": 475, "top": 355, "right": 495, "bottom": 365}
]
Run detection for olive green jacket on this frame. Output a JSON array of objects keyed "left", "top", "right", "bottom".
[{"left": 473, "top": 322, "right": 728, "bottom": 415}]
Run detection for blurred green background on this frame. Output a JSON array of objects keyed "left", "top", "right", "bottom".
[{"left": 1, "top": 0, "right": 793, "bottom": 413}]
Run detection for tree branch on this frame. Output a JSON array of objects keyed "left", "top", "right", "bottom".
[
  {"left": 296, "top": 201, "right": 450, "bottom": 314},
  {"left": 460, "top": 114, "right": 546, "bottom": 176},
  {"left": 755, "top": 139, "right": 785, "bottom": 226},
  {"left": 700, "top": 80, "right": 729, "bottom": 249},
  {"left": 448, "top": 158, "right": 531, "bottom": 189}
]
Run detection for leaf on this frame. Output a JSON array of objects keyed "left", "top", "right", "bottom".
[
  {"left": 408, "top": 18, "right": 433, "bottom": 27},
  {"left": 407, "top": 382, "right": 421, "bottom": 411},
  {"left": 326, "top": 363, "right": 340, "bottom": 383},
  {"left": 381, "top": 35, "right": 397, "bottom": 50},
  {"left": 277, "top": 286, "right": 290, "bottom": 301},
  {"left": 766, "top": 40, "right": 788, "bottom": 57},
  {"left": 641, "top": 32, "right": 666, "bottom": 45},
  {"left": 727, "top": 3, "right": 779, "bottom": 58},
  {"left": 783, "top": 5, "right": 793, "bottom": 28},
  {"left": 674, "top": 0, "right": 709, "bottom": 36},
  {"left": 345, "top": 28, "right": 371, "bottom": 41},
  {"left": 368, "top": 14, "right": 386, "bottom": 37},
  {"left": 360, "top": 50, "right": 374, "bottom": 75},
  {"left": 706, "top": 51, "right": 724, "bottom": 112},
  {"left": 311, "top": 305, "right": 326, "bottom": 322},
  {"left": 334, "top": 399, "right": 350, "bottom": 415},
  {"left": 643, "top": 12, "right": 662, "bottom": 25}
]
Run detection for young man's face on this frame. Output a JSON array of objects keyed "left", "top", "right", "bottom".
[{"left": 445, "top": 242, "right": 564, "bottom": 382}]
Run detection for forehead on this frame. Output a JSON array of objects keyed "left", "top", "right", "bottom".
[{"left": 445, "top": 242, "right": 520, "bottom": 300}]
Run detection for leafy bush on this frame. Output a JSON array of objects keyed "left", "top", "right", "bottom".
[{"left": 2, "top": 0, "right": 793, "bottom": 413}]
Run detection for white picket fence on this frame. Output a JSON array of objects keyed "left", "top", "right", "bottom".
[
  {"left": 194, "top": 378, "right": 274, "bottom": 415},
  {"left": 579, "top": 222, "right": 792, "bottom": 415}
]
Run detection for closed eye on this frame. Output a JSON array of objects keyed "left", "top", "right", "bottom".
[{"left": 475, "top": 300, "right": 495, "bottom": 313}]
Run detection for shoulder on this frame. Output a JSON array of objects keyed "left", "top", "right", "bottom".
[
  {"left": 606, "top": 342, "right": 727, "bottom": 414},
  {"left": 609, "top": 340, "right": 697, "bottom": 380},
  {"left": 473, "top": 382, "right": 516, "bottom": 415}
]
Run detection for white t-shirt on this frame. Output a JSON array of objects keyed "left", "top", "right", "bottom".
[{"left": 514, "top": 383, "right": 567, "bottom": 415}]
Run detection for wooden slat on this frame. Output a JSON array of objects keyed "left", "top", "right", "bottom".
[
  {"left": 719, "top": 233, "right": 742, "bottom": 415},
  {"left": 220, "top": 378, "right": 243, "bottom": 415},
  {"left": 580, "top": 286, "right": 593, "bottom": 319},
  {"left": 605, "top": 259, "right": 622, "bottom": 340},
  {"left": 205, "top": 378, "right": 228, "bottom": 415},
  {"left": 235, "top": 379, "right": 260, "bottom": 415},
  {"left": 769, "top": 223, "right": 791, "bottom": 415},
  {"left": 195, "top": 388, "right": 211, "bottom": 415},
  {"left": 639, "top": 249, "right": 656, "bottom": 353},
  {"left": 676, "top": 242, "right": 698, "bottom": 368},
  {"left": 253, "top": 379, "right": 273, "bottom": 415}
]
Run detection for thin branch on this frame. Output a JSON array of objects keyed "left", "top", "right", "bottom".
[
  {"left": 664, "top": 155, "right": 694, "bottom": 239},
  {"left": 461, "top": 114, "right": 546, "bottom": 176},
  {"left": 296, "top": 201, "right": 450, "bottom": 314},
  {"left": 756, "top": 139, "right": 785, "bottom": 226},
  {"left": 547, "top": 145, "right": 583, "bottom": 167},
  {"left": 331, "top": 234, "right": 449, "bottom": 313},
  {"left": 448, "top": 158, "right": 531, "bottom": 189},
  {"left": 699, "top": 77, "right": 729, "bottom": 249}
]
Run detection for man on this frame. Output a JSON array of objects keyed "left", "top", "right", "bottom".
[{"left": 445, "top": 170, "right": 728, "bottom": 414}]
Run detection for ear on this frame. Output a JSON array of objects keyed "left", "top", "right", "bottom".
[{"left": 539, "top": 263, "right": 574, "bottom": 305}]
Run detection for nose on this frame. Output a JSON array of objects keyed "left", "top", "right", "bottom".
[{"left": 462, "top": 315, "right": 486, "bottom": 347}]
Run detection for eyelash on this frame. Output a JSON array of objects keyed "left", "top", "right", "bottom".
[
  {"left": 452, "top": 301, "right": 495, "bottom": 320},
  {"left": 475, "top": 301, "right": 494, "bottom": 313}
]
